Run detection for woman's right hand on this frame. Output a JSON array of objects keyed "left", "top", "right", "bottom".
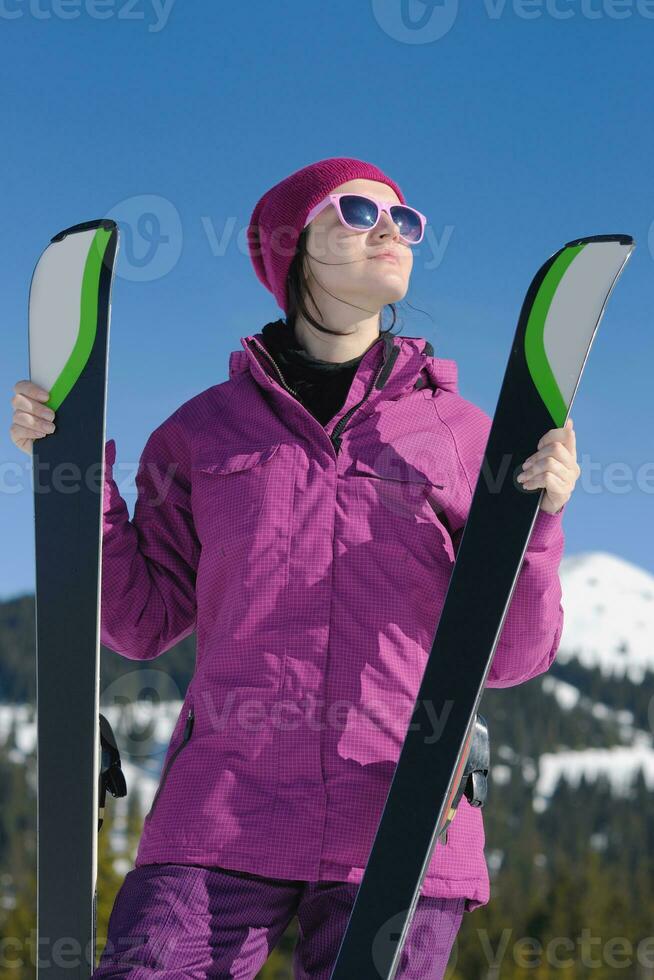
[{"left": 10, "top": 380, "right": 56, "bottom": 455}]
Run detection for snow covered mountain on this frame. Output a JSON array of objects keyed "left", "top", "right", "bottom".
[
  {"left": 526, "top": 550, "right": 654, "bottom": 807},
  {"left": 557, "top": 551, "right": 654, "bottom": 682}
]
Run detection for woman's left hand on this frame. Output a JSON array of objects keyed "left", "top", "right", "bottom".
[{"left": 517, "top": 418, "right": 581, "bottom": 514}]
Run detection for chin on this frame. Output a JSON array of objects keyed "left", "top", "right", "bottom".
[
  {"left": 381, "top": 283, "right": 409, "bottom": 305},
  {"left": 364, "top": 274, "right": 408, "bottom": 300}
]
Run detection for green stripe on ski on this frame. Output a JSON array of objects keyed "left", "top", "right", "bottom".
[
  {"left": 524, "top": 243, "right": 585, "bottom": 427},
  {"left": 47, "top": 226, "right": 113, "bottom": 411}
]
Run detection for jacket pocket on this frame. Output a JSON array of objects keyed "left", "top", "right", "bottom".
[
  {"left": 191, "top": 443, "right": 283, "bottom": 554},
  {"left": 349, "top": 455, "right": 454, "bottom": 563},
  {"left": 145, "top": 704, "right": 195, "bottom": 821},
  {"left": 193, "top": 444, "right": 280, "bottom": 475}
]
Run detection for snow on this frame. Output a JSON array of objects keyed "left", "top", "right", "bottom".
[
  {"left": 558, "top": 551, "right": 654, "bottom": 682},
  {"left": 535, "top": 744, "right": 654, "bottom": 804},
  {"left": 541, "top": 675, "right": 580, "bottom": 710},
  {"left": 0, "top": 699, "right": 177, "bottom": 825},
  {"left": 541, "top": 675, "right": 637, "bottom": 742}
]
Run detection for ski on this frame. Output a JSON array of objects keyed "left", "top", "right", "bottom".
[
  {"left": 329, "top": 234, "right": 636, "bottom": 980},
  {"left": 30, "top": 219, "right": 125, "bottom": 978}
]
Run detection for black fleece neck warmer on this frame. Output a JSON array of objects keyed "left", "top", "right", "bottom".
[{"left": 260, "top": 318, "right": 379, "bottom": 427}]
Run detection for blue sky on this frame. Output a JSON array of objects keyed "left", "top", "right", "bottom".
[{"left": 2, "top": 0, "right": 652, "bottom": 599}]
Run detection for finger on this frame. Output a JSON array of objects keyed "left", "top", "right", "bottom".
[
  {"left": 522, "top": 441, "right": 573, "bottom": 469},
  {"left": 537, "top": 426, "right": 570, "bottom": 450},
  {"left": 519, "top": 457, "right": 570, "bottom": 486},
  {"left": 545, "top": 442, "right": 577, "bottom": 468},
  {"left": 542, "top": 470, "right": 569, "bottom": 494},
  {"left": 14, "top": 411, "right": 55, "bottom": 434},
  {"left": 10, "top": 422, "right": 47, "bottom": 442},
  {"left": 521, "top": 469, "right": 568, "bottom": 493},
  {"left": 12, "top": 392, "right": 56, "bottom": 421},
  {"left": 14, "top": 380, "right": 51, "bottom": 402}
]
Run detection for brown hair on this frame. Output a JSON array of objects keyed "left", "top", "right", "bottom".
[{"left": 285, "top": 226, "right": 400, "bottom": 336}]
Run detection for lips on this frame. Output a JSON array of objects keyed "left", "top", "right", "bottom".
[{"left": 371, "top": 251, "right": 400, "bottom": 265}]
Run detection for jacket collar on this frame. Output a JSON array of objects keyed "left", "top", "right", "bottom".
[{"left": 230, "top": 329, "right": 459, "bottom": 400}]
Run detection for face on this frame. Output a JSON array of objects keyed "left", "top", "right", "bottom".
[{"left": 303, "top": 178, "right": 413, "bottom": 312}]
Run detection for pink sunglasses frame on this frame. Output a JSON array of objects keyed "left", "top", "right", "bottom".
[{"left": 303, "top": 192, "right": 427, "bottom": 245}]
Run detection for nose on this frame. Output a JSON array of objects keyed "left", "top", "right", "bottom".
[{"left": 371, "top": 210, "right": 402, "bottom": 242}]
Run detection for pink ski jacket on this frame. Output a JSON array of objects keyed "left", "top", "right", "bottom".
[{"left": 101, "top": 328, "right": 565, "bottom": 912}]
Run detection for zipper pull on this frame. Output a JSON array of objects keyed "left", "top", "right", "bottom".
[{"left": 183, "top": 707, "right": 194, "bottom": 740}]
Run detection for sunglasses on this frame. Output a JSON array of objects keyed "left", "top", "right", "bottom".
[{"left": 303, "top": 192, "right": 427, "bottom": 245}]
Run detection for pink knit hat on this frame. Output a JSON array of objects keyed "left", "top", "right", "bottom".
[{"left": 247, "top": 156, "right": 406, "bottom": 314}]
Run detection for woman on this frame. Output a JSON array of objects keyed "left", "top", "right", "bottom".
[{"left": 11, "top": 156, "right": 580, "bottom": 979}]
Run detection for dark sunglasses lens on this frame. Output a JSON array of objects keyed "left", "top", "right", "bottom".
[
  {"left": 390, "top": 206, "right": 422, "bottom": 242},
  {"left": 339, "top": 194, "right": 379, "bottom": 230}
]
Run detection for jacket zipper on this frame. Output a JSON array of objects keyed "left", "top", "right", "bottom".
[
  {"left": 329, "top": 355, "right": 388, "bottom": 454},
  {"left": 147, "top": 706, "right": 194, "bottom": 819},
  {"left": 247, "top": 336, "right": 391, "bottom": 455},
  {"left": 248, "top": 338, "right": 302, "bottom": 400}
]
